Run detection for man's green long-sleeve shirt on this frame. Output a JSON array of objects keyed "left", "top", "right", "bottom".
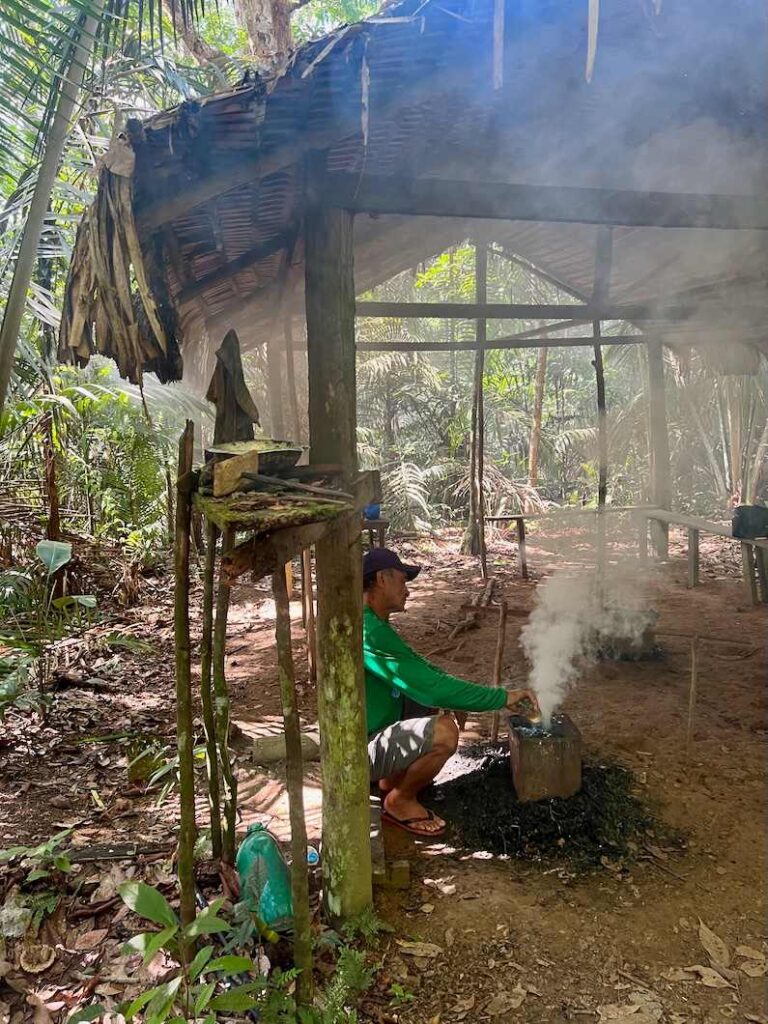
[{"left": 363, "top": 605, "right": 507, "bottom": 736}]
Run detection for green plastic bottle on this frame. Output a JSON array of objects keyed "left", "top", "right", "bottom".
[{"left": 236, "top": 823, "right": 293, "bottom": 930}]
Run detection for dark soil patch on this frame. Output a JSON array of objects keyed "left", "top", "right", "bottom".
[{"left": 427, "top": 746, "right": 680, "bottom": 868}]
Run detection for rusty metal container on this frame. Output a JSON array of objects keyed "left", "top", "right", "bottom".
[{"left": 508, "top": 713, "right": 582, "bottom": 802}]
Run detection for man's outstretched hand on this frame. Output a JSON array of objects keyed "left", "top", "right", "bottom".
[{"left": 504, "top": 688, "right": 540, "bottom": 715}]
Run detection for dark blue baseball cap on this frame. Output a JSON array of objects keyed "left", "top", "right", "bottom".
[{"left": 362, "top": 547, "right": 421, "bottom": 584}]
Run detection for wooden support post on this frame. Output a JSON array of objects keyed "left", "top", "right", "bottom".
[
  {"left": 301, "top": 547, "right": 317, "bottom": 684},
  {"left": 267, "top": 334, "right": 285, "bottom": 439},
  {"left": 741, "top": 543, "right": 758, "bottom": 606},
  {"left": 490, "top": 598, "right": 508, "bottom": 743},
  {"left": 305, "top": 203, "right": 372, "bottom": 922},
  {"left": 284, "top": 316, "right": 302, "bottom": 443},
  {"left": 647, "top": 340, "right": 672, "bottom": 558},
  {"left": 272, "top": 566, "right": 314, "bottom": 1007},
  {"left": 638, "top": 517, "right": 648, "bottom": 563},
  {"left": 687, "top": 528, "right": 700, "bottom": 589},
  {"left": 212, "top": 526, "right": 237, "bottom": 864},
  {"left": 173, "top": 421, "right": 197, "bottom": 928},
  {"left": 755, "top": 548, "right": 768, "bottom": 604},
  {"left": 593, "top": 323, "right": 608, "bottom": 584},
  {"left": 462, "top": 240, "right": 487, "bottom": 571},
  {"left": 200, "top": 520, "right": 223, "bottom": 858},
  {"left": 592, "top": 228, "right": 612, "bottom": 587},
  {"left": 516, "top": 517, "right": 528, "bottom": 580}
]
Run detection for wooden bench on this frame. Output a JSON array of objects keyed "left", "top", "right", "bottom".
[
  {"left": 634, "top": 508, "right": 768, "bottom": 606},
  {"left": 486, "top": 506, "right": 656, "bottom": 580}
]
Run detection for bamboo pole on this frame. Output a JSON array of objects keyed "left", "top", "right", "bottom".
[
  {"left": 490, "top": 598, "right": 508, "bottom": 743},
  {"left": 272, "top": 566, "right": 314, "bottom": 1007},
  {"left": 174, "top": 421, "right": 197, "bottom": 927},
  {"left": 212, "top": 525, "right": 237, "bottom": 865},
  {"left": 200, "top": 520, "right": 223, "bottom": 859}
]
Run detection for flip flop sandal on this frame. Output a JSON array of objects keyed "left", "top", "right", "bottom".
[{"left": 381, "top": 808, "right": 446, "bottom": 838}]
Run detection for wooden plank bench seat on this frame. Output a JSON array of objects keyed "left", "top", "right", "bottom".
[{"left": 634, "top": 508, "right": 768, "bottom": 606}]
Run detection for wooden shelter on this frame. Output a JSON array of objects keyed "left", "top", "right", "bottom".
[{"left": 60, "top": 0, "right": 768, "bottom": 926}]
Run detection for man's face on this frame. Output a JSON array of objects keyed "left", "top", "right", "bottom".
[{"left": 378, "top": 568, "right": 409, "bottom": 613}]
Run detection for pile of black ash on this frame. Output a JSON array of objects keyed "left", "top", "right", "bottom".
[{"left": 428, "top": 747, "right": 680, "bottom": 869}]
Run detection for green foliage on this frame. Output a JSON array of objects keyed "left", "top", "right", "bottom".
[
  {"left": 66, "top": 881, "right": 375, "bottom": 1024},
  {"left": 0, "top": 540, "right": 96, "bottom": 715},
  {"left": 0, "top": 828, "right": 72, "bottom": 884}
]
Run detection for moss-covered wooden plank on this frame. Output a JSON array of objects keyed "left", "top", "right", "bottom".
[{"left": 193, "top": 492, "right": 350, "bottom": 534}]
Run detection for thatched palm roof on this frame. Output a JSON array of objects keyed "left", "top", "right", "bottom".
[{"left": 60, "top": 0, "right": 768, "bottom": 386}]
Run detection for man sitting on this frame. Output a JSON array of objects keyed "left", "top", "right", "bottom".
[{"left": 363, "top": 547, "right": 538, "bottom": 837}]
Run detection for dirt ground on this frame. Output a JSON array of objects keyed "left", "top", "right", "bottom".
[{"left": 1, "top": 520, "right": 766, "bottom": 1023}]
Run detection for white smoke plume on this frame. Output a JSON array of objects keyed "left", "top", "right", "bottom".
[{"left": 520, "top": 570, "right": 655, "bottom": 729}]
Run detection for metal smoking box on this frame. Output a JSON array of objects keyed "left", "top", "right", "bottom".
[{"left": 508, "top": 713, "right": 582, "bottom": 802}]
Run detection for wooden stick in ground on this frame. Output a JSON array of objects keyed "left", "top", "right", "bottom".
[
  {"left": 212, "top": 525, "right": 238, "bottom": 865},
  {"left": 301, "top": 547, "right": 317, "bottom": 684},
  {"left": 272, "top": 565, "right": 314, "bottom": 1007},
  {"left": 200, "top": 520, "right": 223, "bottom": 859},
  {"left": 173, "top": 420, "right": 197, "bottom": 928},
  {"left": 490, "top": 598, "right": 509, "bottom": 743},
  {"left": 686, "top": 635, "right": 699, "bottom": 755}
]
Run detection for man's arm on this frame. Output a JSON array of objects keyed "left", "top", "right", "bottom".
[{"left": 364, "top": 619, "right": 510, "bottom": 714}]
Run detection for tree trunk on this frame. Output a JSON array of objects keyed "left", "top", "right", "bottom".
[
  {"left": 527, "top": 347, "right": 548, "bottom": 497},
  {"left": 235, "top": 0, "right": 292, "bottom": 67},
  {"left": 174, "top": 422, "right": 197, "bottom": 929},
  {"left": 272, "top": 566, "right": 313, "bottom": 1007},
  {"left": 305, "top": 203, "right": 372, "bottom": 924},
  {"left": 0, "top": 2, "right": 103, "bottom": 419},
  {"left": 212, "top": 526, "right": 237, "bottom": 864}
]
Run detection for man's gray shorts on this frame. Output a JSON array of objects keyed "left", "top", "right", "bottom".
[{"left": 367, "top": 716, "right": 436, "bottom": 781}]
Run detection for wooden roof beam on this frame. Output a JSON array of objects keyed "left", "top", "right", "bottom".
[
  {"left": 356, "top": 335, "right": 644, "bottom": 352},
  {"left": 324, "top": 174, "right": 768, "bottom": 230},
  {"left": 355, "top": 300, "right": 765, "bottom": 321}
]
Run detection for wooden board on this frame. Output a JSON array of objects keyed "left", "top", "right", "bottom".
[{"left": 213, "top": 450, "right": 261, "bottom": 497}]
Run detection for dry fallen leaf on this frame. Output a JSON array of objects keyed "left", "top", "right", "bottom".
[
  {"left": 0, "top": 1002, "right": 9, "bottom": 1024},
  {"left": 451, "top": 995, "right": 476, "bottom": 1013},
  {"left": 444, "top": 928, "right": 455, "bottom": 948},
  {"left": 396, "top": 940, "right": 442, "bottom": 959},
  {"left": 75, "top": 928, "right": 109, "bottom": 951},
  {"left": 683, "top": 964, "right": 733, "bottom": 989},
  {"left": 735, "top": 946, "right": 765, "bottom": 962},
  {"left": 419, "top": 904, "right": 435, "bottom": 915},
  {"left": 698, "top": 920, "right": 730, "bottom": 968},
  {"left": 424, "top": 877, "right": 457, "bottom": 896},
  {"left": 660, "top": 967, "right": 691, "bottom": 982},
  {"left": 743, "top": 1014, "right": 768, "bottom": 1024},
  {"left": 739, "top": 962, "right": 767, "bottom": 978},
  {"left": 485, "top": 984, "right": 527, "bottom": 1015}
]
